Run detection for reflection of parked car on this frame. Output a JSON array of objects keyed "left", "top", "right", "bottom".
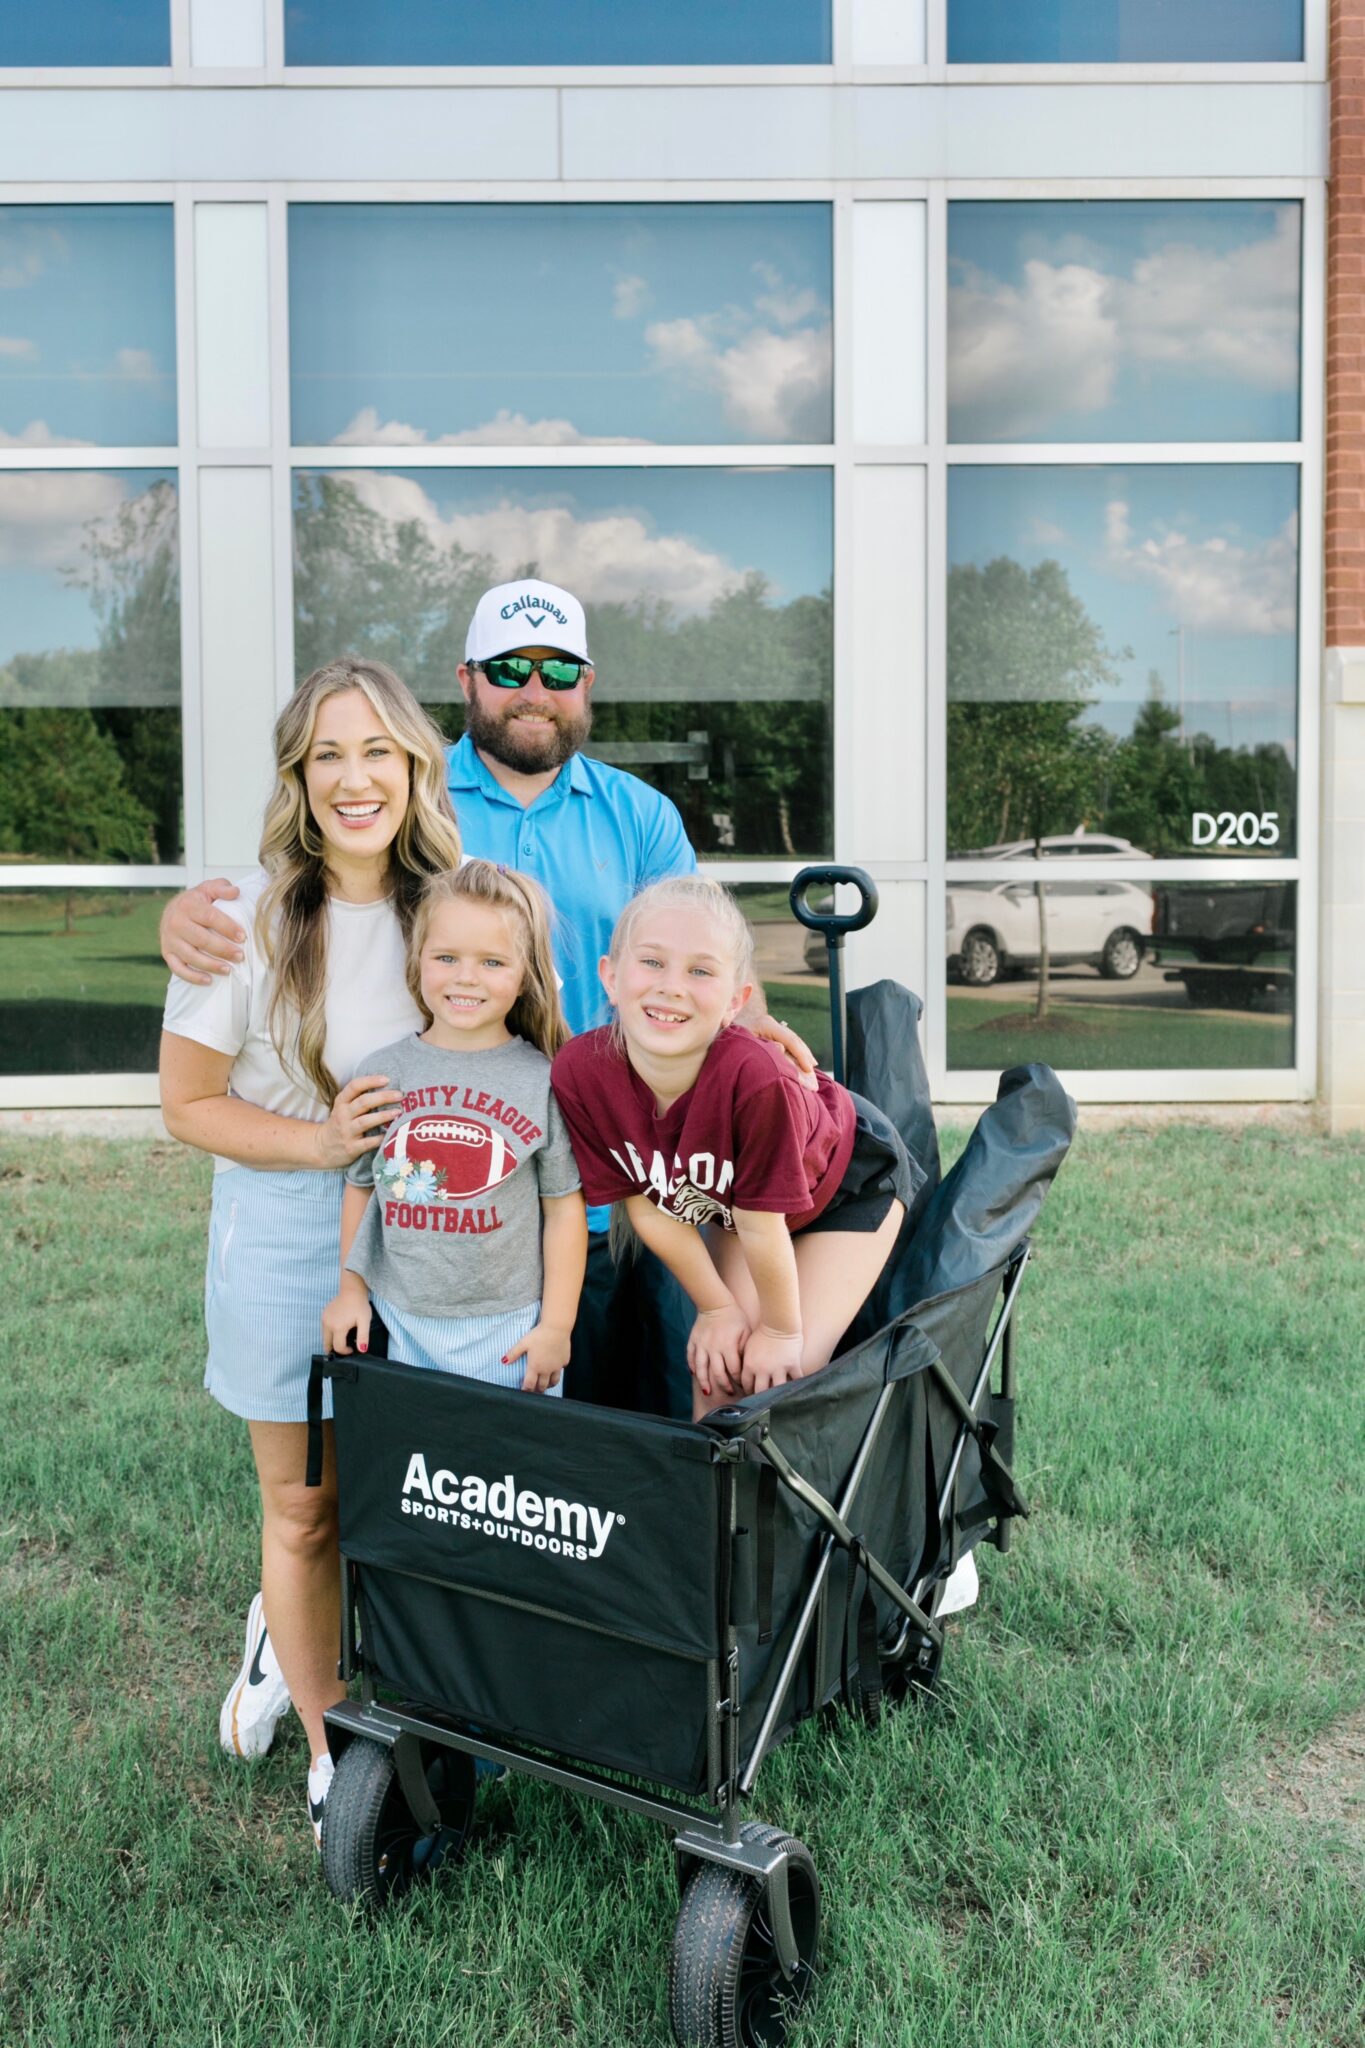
[
  {"left": 1149, "top": 884, "right": 1294, "bottom": 1008},
  {"left": 945, "top": 833, "right": 1153, "bottom": 988},
  {"left": 947, "top": 879, "right": 1154, "bottom": 986}
]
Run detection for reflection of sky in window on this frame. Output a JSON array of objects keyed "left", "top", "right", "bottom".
[
  {"left": 0, "top": 471, "right": 175, "bottom": 667},
  {"left": 289, "top": 205, "right": 832, "bottom": 447},
  {"left": 0, "top": 2, "right": 169, "bottom": 65},
  {"left": 0, "top": 208, "right": 176, "bottom": 446},
  {"left": 949, "top": 0, "right": 1302, "bottom": 63},
  {"left": 949, "top": 202, "right": 1301, "bottom": 443},
  {"left": 949, "top": 467, "right": 1299, "bottom": 753},
  {"left": 294, "top": 466, "right": 831, "bottom": 619},
  {"left": 286, "top": 0, "right": 830, "bottom": 65}
]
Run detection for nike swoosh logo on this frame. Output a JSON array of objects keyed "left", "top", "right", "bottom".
[
  {"left": 309, "top": 1794, "right": 327, "bottom": 1824},
  {"left": 247, "top": 1628, "right": 270, "bottom": 1689}
]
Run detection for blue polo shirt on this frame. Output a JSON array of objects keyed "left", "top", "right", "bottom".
[{"left": 446, "top": 736, "right": 696, "bottom": 1232}]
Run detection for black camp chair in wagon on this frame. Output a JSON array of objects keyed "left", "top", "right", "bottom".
[{"left": 308, "top": 867, "right": 1075, "bottom": 2048}]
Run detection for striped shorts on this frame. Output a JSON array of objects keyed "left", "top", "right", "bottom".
[
  {"left": 373, "top": 1296, "right": 558, "bottom": 1395},
  {"left": 203, "top": 1164, "right": 344, "bottom": 1424}
]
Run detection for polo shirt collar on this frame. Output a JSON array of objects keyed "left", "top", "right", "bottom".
[{"left": 447, "top": 733, "right": 594, "bottom": 801}]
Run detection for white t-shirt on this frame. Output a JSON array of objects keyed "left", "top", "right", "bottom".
[{"left": 162, "top": 867, "right": 423, "bottom": 1173}]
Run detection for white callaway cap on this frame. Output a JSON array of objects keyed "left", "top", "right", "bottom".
[{"left": 464, "top": 578, "right": 591, "bottom": 665}]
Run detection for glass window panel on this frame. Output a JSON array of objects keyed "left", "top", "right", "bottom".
[
  {"left": 0, "top": 888, "right": 175, "bottom": 1075},
  {"left": 725, "top": 882, "right": 832, "bottom": 1070},
  {"left": 946, "top": 880, "right": 1295, "bottom": 1071},
  {"left": 0, "top": 2, "right": 169, "bottom": 66},
  {"left": 0, "top": 472, "right": 182, "bottom": 864},
  {"left": 292, "top": 465, "right": 832, "bottom": 860},
  {"left": 949, "top": 201, "right": 1301, "bottom": 444},
  {"left": 0, "top": 206, "right": 176, "bottom": 447},
  {"left": 289, "top": 204, "right": 832, "bottom": 448},
  {"left": 948, "top": 1, "right": 1303, "bottom": 64},
  {"left": 286, "top": 0, "right": 830, "bottom": 66},
  {"left": 947, "top": 467, "right": 1298, "bottom": 860}
]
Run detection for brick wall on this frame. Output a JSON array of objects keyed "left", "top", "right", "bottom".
[{"left": 1328, "top": 0, "right": 1365, "bottom": 643}]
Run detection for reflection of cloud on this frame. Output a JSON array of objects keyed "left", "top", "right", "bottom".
[
  {"left": 337, "top": 471, "right": 745, "bottom": 615},
  {"left": 0, "top": 421, "right": 90, "bottom": 450},
  {"left": 1104, "top": 498, "right": 1298, "bottom": 636},
  {"left": 113, "top": 346, "right": 158, "bottom": 381},
  {"left": 331, "top": 406, "right": 649, "bottom": 448},
  {"left": 950, "top": 211, "right": 1300, "bottom": 437},
  {"left": 644, "top": 315, "right": 830, "bottom": 440},
  {"left": 1026, "top": 517, "right": 1068, "bottom": 545},
  {"left": 612, "top": 273, "right": 650, "bottom": 319},
  {"left": 0, "top": 219, "right": 68, "bottom": 290},
  {"left": 0, "top": 335, "right": 36, "bottom": 359},
  {"left": 0, "top": 471, "right": 128, "bottom": 566}
]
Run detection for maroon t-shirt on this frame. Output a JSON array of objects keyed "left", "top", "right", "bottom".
[{"left": 551, "top": 1025, "right": 856, "bottom": 1233}]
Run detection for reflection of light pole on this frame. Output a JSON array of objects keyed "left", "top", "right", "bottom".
[{"left": 1169, "top": 624, "right": 1187, "bottom": 752}]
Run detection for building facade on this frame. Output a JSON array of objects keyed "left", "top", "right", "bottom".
[{"left": 1, "top": 2, "right": 1354, "bottom": 1121}]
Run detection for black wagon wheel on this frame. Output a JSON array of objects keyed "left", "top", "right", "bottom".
[
  {"left": 669, "top": 1822, "right": 820, "bottom": 2048},
  {"left": 320, "top": 1737, "right": 476, "bottom": 1910}
]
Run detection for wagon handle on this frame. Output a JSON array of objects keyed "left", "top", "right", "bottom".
[{"left": 788, "top": 865, "right": 879, "bottom": 1086}]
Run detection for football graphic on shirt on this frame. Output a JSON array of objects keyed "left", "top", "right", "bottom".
[{"left": 385, "top": 1113, "right": 519, "bottom": 1199}]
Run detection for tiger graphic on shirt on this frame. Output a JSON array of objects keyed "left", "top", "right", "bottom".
[{"left": 607, "top": 1138, "right": 736, "bottom": 1229}]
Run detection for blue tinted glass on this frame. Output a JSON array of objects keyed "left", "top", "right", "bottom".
[
  {"left": 287, "top": 0, "right": 829, "bottom": 65},
  {"left": 0, "top": 472, "right": 182, "bottom": 863},
  {"left": 949, "top": 201, "right": 1301, "bottom": 442},
  {"left": 289, "top": 204, "right": 832, "bottom": 446},
  {"left": 947, "top": 466, "right": 1298, "bottom": 861},
  {"left": 0, "top": 207, "right": 176, "bottom": 446},
  {"left": 0, "top": 2, "right": 169, "bottom": 65},
  {"left": 950, "top": 1, "right": 1302, "bottom": 63},
  {"left": 293, "top": 466, "right": 832, "bottom": 857}
]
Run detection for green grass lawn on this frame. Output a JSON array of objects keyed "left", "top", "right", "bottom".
[
  {"left": 0, "top": 891, "right": 173, "bottom": 1073},
  {"left": 947, "top": 994, "right": 1293, "bottom": 1071},
  {"left": 2, "top": 1129, "right": 1362, "bottom": 2047}
]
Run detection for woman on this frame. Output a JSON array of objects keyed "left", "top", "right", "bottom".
[{"left": 160, "top": 655, "right": 462, "bottom": 1844}]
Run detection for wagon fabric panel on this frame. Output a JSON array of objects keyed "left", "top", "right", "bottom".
[{"left": 330, "top": 1355, "right": 725, "bottom": 1792}]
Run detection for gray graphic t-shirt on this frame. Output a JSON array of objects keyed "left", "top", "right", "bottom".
[{"left": 345, "top": 1033, "right": 581, "bottom": 1319}]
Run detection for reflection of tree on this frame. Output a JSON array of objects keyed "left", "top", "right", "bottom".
[
  {"left": 0, "top": 478, "right": 182, "bottom": 866},
  {"left": 0, "top": 709, "right": 155, "bottom": 930},
  {"left": 292, "top": 479, "right": 833, "bottom": 857},
  {"left": 948, "top": 557, "right": 1119, "bottom": 1017},
  {"left": 74, "top": 478, "right": 182, "bottom": 861}
]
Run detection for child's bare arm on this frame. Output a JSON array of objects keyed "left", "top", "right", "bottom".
[
  {"left": 506, "top": 1191, "right": 589, "bottom": 1392},
  {"left": 625, "top": 1195, "right": 749, "bottom": 1397},
  {"left": 322, "top": 1182, "right": 375, "bottom": 1355},
  {"left": 731, "top": 1206, "right": 805, "bottom": 1394}
]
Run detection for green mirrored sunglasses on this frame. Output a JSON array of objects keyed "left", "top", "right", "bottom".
[{"left": 477, "top": 655, "right": 588, "bottom": 691}]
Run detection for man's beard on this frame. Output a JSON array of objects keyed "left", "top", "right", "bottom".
[{"left": 464, "top": 693, "right": 592, "bottom": 773}]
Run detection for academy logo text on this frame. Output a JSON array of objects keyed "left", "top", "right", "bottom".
[{"left": 401, "top": 1452, "right": 622, "bottom": 1561}]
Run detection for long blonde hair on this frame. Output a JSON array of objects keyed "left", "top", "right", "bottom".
[
  {"left": 408, "top": 860, "right": 568, "bottom": 1060},
  {"left": 258, "top": 655, "right": 463, "bottom": 1105}
]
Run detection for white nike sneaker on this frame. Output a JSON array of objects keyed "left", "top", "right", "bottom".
[
  {"left": 937, "top": 1550, "right": 980, "bottom": 1618},
  {"left": 218, "top": 1591, "right": 292, "bottom": 1759},
  {"left": 308, "top": 1750, "right": 335, "bottom": 1850}
]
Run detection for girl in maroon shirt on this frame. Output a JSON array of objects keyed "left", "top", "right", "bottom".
[{"left": 551, "top": 877, "right": 913, "bottom": 1417}]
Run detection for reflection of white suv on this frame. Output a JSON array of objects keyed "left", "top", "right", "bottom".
[{"left": 947, "top": 834, "right": 1153, "bottom": 988}]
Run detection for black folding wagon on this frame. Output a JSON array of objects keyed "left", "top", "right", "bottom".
[{"left": 312, "top": 868, "right": 1073, "bottom": 2048}]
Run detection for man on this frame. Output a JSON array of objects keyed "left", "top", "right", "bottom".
[{"left": 162, "top": 577, "right": 816, "bottom": 1756}]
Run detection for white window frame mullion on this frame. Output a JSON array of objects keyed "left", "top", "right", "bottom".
[
  {"left": 831, "top": 188, "right": 855, "bottom": 863},
  {"left": 173, "top": 181, "right": 204, "bottom": 876},
  {"left": 923, "top": 178, "right": 949, "bottom": 1086},
  {"left": 267, "top": 189, "right": 295, "bottom": 711}
]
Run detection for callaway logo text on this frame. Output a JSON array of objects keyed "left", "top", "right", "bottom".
[{"left": 402, "top": 1453, "right": 622, "bottom": 1561}]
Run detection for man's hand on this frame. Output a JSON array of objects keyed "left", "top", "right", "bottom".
[
  {"left": 314, "top": 1074, "right": 403, "bottom": 1170},
  {"left": 740, "top": 1326, "right": 805, "bottom": 1396},
  {"left": 322, "top": 1276, "right": 372, "bottom": 1355},
  {"left": 687, "top": 1303, "right": 750, "bottom": 1399},
  {"left": 747, "top": 1014, "right": 820, "bottom": 1093},
  {"left": 505, "top": 1321, "right": 572, "bottom": 1394},
  {"left": 161, "top": 879, "right": 246, "bottom": 984}
]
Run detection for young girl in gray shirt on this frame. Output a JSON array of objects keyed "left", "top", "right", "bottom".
[{"left": 322, "top": 862, "right": 587, "bottom": 1392}]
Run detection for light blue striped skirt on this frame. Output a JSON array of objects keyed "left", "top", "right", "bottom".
[
  {"left": 373, "top": 1296, "right": 559, "bottom": 1395},
  {"left": 204, "top": 1165, "right": 344, "bottom": 1424}
]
